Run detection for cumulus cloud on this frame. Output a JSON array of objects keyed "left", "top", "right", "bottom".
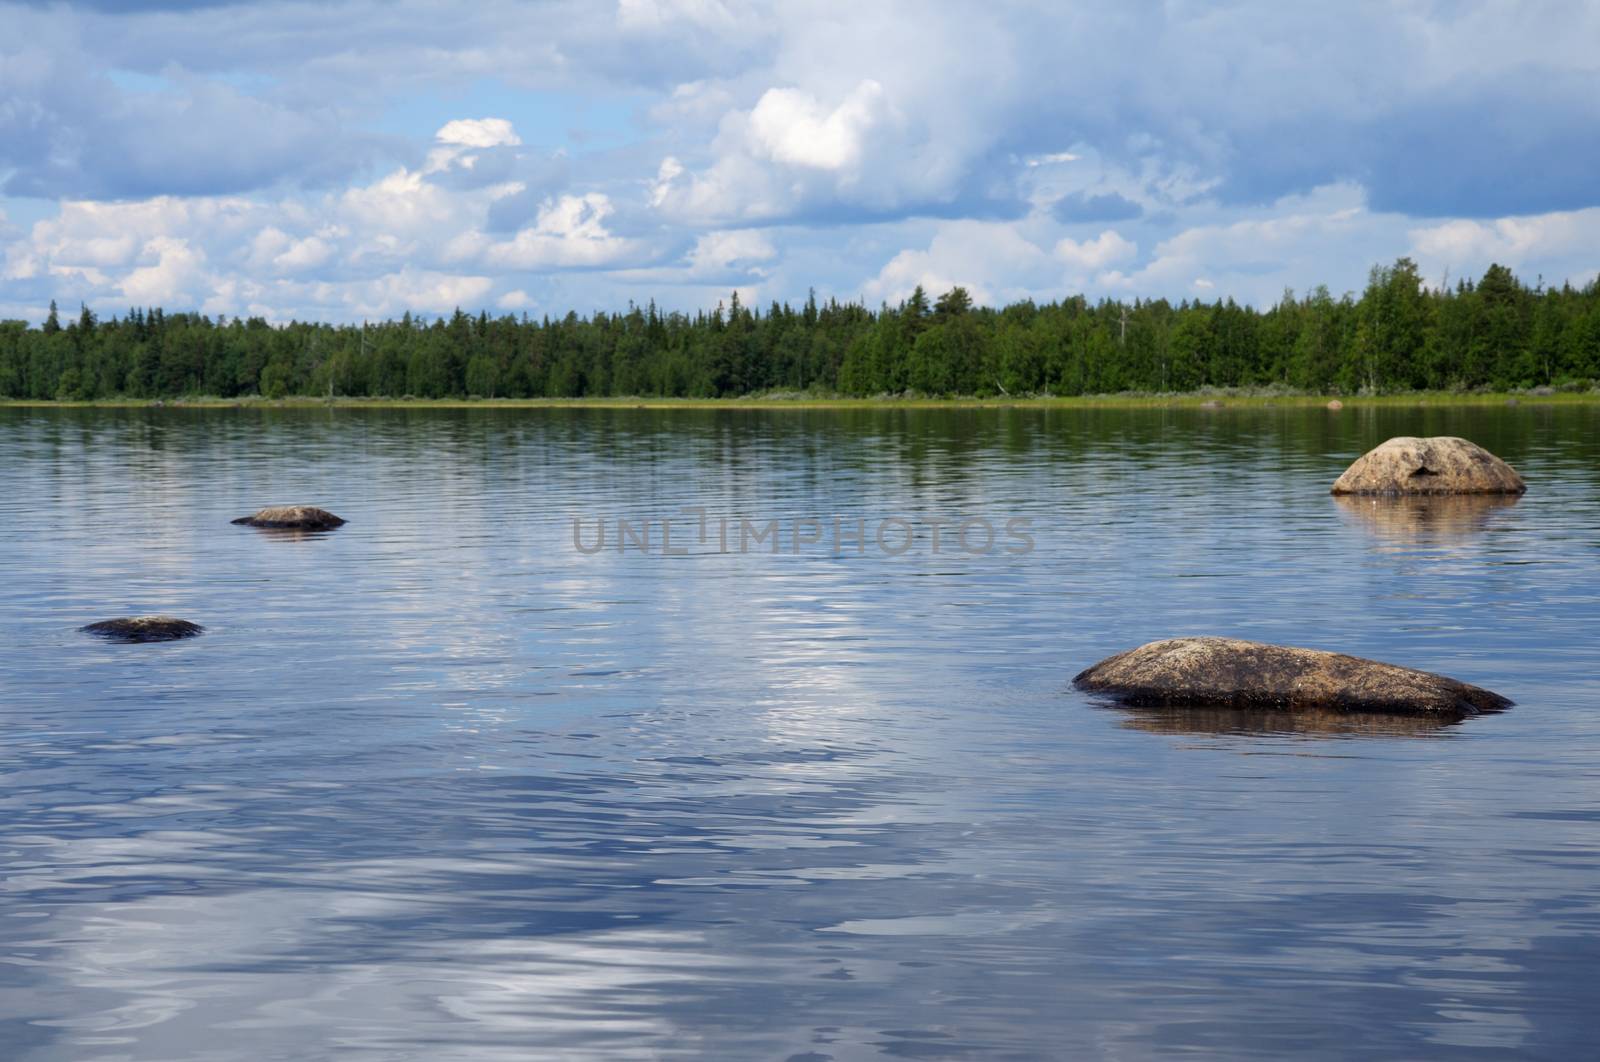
[
  {"left": 119, "top": 237, "right": 208, "bottom": 305},
  {"left": 0, "top": 116, "right": 650, "bottom": 320},
  {"left": 1393, "top": 208, "right": 1600, "bottom": 301},
  {"left": 436, "top": 117, "right": 522, "bottom": 149},
  {"left": 852, "top": 183, "right": 1583, "bottom": 311},
  {"left": 264, "top": 231, "right": 337, "bottom": 274},
  {"left": 650, "top": 75, "right": 994, "bottom": 225},
  {"left": 478, "top": 193, "right": 640, "bottom": 270},
  {"left": 685, "top": 229, "right": 775, "bottom": 277},
  {"left": 1055, "top": 231, "right": 1137, "bottom": 273},
  {"left": 746, "top": 81, "right": 891, "bottom": 172},
  {"left": 863, "top": 220, "right": 1135, "bottom": 307},
  {"left": 343, "top": 269, "right": 495, "bottom": 317},
  {"left": 1409, "top": 210, "right": 1600, "bottom": 276},
  {"left": 1070, "top": 183, "right": 1454, "bottom": 305},
  {"left": 649, "top": 2, "right": 1025, "bottom": 224}
]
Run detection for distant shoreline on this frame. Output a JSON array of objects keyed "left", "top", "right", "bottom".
[{"left": 4, "top": 391, "right": 1598, "bottom": 411}]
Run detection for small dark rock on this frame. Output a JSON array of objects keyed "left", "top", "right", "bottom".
[
  {"left": 81, "top": 616, "right": 204, "bottom": 643},
  {"left": 232, "top": 505, "right": 346, "bottom": 530}
]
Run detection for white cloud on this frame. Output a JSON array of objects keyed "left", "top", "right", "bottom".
[
  {"left": 436, "top": 118, "right": 522, "bottom": 149},
  {"left": 0, "top": 127, "right": 650, "bottom": 320},
  {"left": 686, "top": 229, "right": 775, "bottom": 276},
  {"left": 339, "top": 169, "right": 463, "bottom": 254},
  {"left": 863, "top": 220, "right": 1069, "bottom": 307},
  {"left": 120, "top": 237, "right": 209, "bottom": 305},
  {"left": 273, "top": 235, "right": 336, "bottom": 273},
  {"left": 1097, "top": 184, "right": 1381, "bottom": 301},
  {"left": 1054, "top": 230, "right": 1137, "bottom": 272},
  {"left": 1409, "top": 209, "right": 1600, "bottom": 273},
  {"left": 649, "top": 156, "right": 685, "bottom": 208},
  {"left": 746, "top": 81, "right": 892, "bottom": 172},
  {"left": 860, "top": 214, "right": 1143, "bottom": 309},
  {"left": 650, "top": 5, "right": 1019, "bottom": 224},
  {"left": 345, "top": 269, "right": 494, "bottom": 317},
  {"left": 248, "top": 227, "right": 337, "bottom": 274},
  {"left": 480, "top": 193, "right": 640, "bottom": 269},
  {"left": 425, "top": 118, "right": 526, "bottom": 177},
  {"left": 651, "top": 79, "right": 918, "bottom": 223}
]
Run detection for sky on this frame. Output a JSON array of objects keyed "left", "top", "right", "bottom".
[{"left": 1, "top": 0, "right": 1597, "bottom": 324}]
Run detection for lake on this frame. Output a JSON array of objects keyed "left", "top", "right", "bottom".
[{"left": 1, "top": 404, "right": 1598, "bottom": 1060}]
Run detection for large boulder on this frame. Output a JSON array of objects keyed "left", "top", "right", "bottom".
[
  {"left": 81, "top": 616, "right": 204, "bottom": 642},
  {"left": 232, "top": 505, "right": 346, "bottom": 530},
  {"left": 1331, "top": 436, "right": 1525, "bottom": 495},
  {"left": 1074, "top": 637, "right": 1510, "bottom": 717}
]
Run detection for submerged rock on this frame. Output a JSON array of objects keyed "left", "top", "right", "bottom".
[
  {"left": 1074, "top": 637, "right": 1510, "bottom": 717},
  {"left": 1331, "top": 436, "right": 1525, "bottom": 495},
  {"left": 81, "top": 616, "right": 203, "bottom": 643},
  {"left": 232, "top": 505, "right": 346, "bottom": 530}
]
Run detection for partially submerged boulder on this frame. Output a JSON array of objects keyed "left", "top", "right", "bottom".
[
  {"left": 232, "top": 505, "right": 346, "bottom": 530},
  {"left": 1074, "top": 637, "right": 1510, "bottom": 717},
  {"left": 1331, "top": 436, "right": 1525, "bottom": 495},
  {"left": 81, "top": 616, "right": 203, "bottom": 643}
]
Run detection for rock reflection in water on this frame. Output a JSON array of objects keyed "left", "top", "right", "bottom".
[
  {"left": 235, "top": 526, "right": 340, "bottom": 543},
  {"left": 1114, "top": 705, "right": 1465, "bottom": 738},
  {"left": 1332, "top": 492, "right": 1520, "bottom": 543}
]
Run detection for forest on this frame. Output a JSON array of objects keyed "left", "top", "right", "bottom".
[{"left": 2, "top": 259, "right": 1598, "bottom": 401}]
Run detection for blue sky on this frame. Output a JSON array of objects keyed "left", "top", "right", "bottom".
[{"left": 1, "top": 0, "right": 1597, "bottom": 323}]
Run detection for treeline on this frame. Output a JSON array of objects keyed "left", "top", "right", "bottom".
[{"left": 3, "top": 259, "right": 1598, "bottom": 401}]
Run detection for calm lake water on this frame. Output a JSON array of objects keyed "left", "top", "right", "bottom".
[{"left": 2, "top": 404, "right": 1598, "bottom": 1060}]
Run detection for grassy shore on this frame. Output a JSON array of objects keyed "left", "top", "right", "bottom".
[{"left": 5, "top": 390, "right": 1599, "bottom": 411}]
